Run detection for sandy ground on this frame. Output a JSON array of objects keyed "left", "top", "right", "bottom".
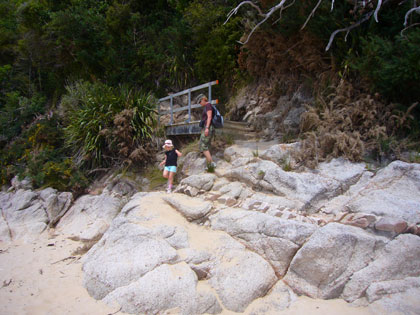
[
  {"left": 0, "top": 193, "right": 375, "bottom": 315},
  {"left": 0, "top": 234, "right": 119, "bottom": 315}
]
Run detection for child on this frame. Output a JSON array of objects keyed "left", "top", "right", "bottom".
[{"left": 159, "top": 139, "right": 182, "bottom": 193}]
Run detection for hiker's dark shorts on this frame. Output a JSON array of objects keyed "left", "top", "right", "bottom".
[{"left": 199, "top": 126, "right": 214, "bottom": 152}]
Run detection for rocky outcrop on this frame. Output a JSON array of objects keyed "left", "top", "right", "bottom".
[
  {"left": 0, "top": 185, "right": 73, "bottom": 242},
  {"left": 81, "top": 192, "right": 278, "bottom": 313},
  {"left": 323, "top": 160, "right": 420, "bottom": 225},
  {"left": 210, "top": 208, "right": 316, "bottom": 276},
  {"left": 342, "top": 234, "right": 420, "bottom": 302},
  {"left": 163, "top": 194, "right": 213, "bottom": 222},
  {"left": 56, "top": 191, "right": 124, "bottom": 242},
  {"left": 283, "top": 223, "right": 388, "bottom": 299},
  {"left": 103, "top": 262, "right": 222, "bottom": 314},
  {"left": 208, "top": 248, "right": 277, "bottom": 312},
  {"left": 2, "top": 141, "right": 420, "bottom": 314}
]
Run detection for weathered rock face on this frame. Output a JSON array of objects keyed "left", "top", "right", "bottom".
[
  {"left": 0, "top": 188, "right": 73, "bottom": 242},
  {"left": 245, "top": 281, "right": 297, "bottom": 314},
  {"left": 283, "top": 223, "right": 388, "bottom": 299},
  {"left": 179, "top": 152, "right": 207, "bottom": 177},
  {"left": 56, "top": 191, "right": 124, "bottom": 242},
  {"left": 103, "top": 262, "right": 222, "bottom": 315},
  {"left": 163, "top": 194, "right": 213, "bottom": 222},
  {"left": 226, "top": 158, "right": 366, "bottom": 213},
  {"left": 210, "top": 208, "right": 316, "bottom": 276},
  {"left": 342, "top": 234, "right": 420, "bottom": 302},
  {"left": 82, "top": 219, "right": 179, "bottom": 300},
  {"left": 227, "top": 85, "right": 310, "bottom": 140},
  {"left": 209, "top": 249, "right": 277, "bottom": 312},
  {"left": 82, "top": 193, "right": 278, "bottom": 314},
  {"left": 176, "top": 173, "right": 217, "bottom": 196},
  {"left": 3, "top": 141, "right": 420, "bottom": 314},
  {"left": 10, "top": 176, "right": 33, "bottom": 190},
  {"left": 344, "top": 161, "right": 420, "bottom": 224}
]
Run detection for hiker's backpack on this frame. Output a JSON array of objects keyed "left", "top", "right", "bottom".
[{"left": 211, "top": 105, "right": 224, "bottom": 128}]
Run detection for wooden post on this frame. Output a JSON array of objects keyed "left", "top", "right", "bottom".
[
  {"left": 187, "top": 89, "right": 191, "bottom": 123},
  {"left": 170, "top": 95, "right": 173, "bottom": 125}
]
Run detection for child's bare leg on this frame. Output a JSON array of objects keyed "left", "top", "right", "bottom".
[
  {"left": 168, "top": 172, "right": 175, "bottom": 186},
  {"left": 163, "top": 169, "right": 169, "bottom": 179}
]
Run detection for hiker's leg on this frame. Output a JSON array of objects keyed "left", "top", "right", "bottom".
[
  {"left": 200, "top": 128, "right": 213, "bottom": 164},
  {"left": 202, "top": 150, "right": 212, "bottom": 164}
]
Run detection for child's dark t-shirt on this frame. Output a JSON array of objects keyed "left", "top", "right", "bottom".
[{"left": 165, "top": 149, "right": 178, "bottom": 166}]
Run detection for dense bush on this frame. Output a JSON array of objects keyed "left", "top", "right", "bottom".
[
  {"left": 0, "top": 117, "right": 89, "bottom": 194},
  {"left": 0, "top": 92, "right": 46, "bottom": 143},
  {"left": 63, "top": 81, "right": 157, "bottom": 169},
  {"left": 183, "top": 0, "right": 242, "bottom": 85},
  {"left": 350, "top": 29, "right": 420, "bottom": 105}
]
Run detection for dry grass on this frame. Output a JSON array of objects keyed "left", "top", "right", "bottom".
[{"left": 295, "top": 80, "right": 416, "bottom": 168}]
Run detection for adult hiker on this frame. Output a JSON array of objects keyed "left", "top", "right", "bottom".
[{"left": 198, "top": 94, "right": 216, "bottom": 171}]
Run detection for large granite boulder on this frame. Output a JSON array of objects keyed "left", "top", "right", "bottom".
[
  {"left": 163, "top": 194, "right": 213, "bottom": 222},
  {"left": 283, "top": 222, "right": 388, "bottom": 299},
  {"left": 82, "top": 192, "right": 278, "bottom": 314},
  {"left": 103, "top": 262, "right": 222, "bottom": 314},
  {"left": 82, "top": 219, "right": 179, "bottom": 300},
  {"left": 209, "top": 248, "right": 277, "bottom": 312},
  {"left": 342, "top": 233, "right": 420, "bottom": 302},
  {"left": 56, "top": 191, "right": 123, "bottom": 242},
  {"left": 344, "top": 161, "right": 420, "bottom": 224},
  {"left": 210, "top": 208, "right": 316, "bottom": 276},
  {"left": 226, "top": 158, "right": 366, "bottom": 213},
  {"left": 0, "top": 188, "right": 72, "bottom": 241}
]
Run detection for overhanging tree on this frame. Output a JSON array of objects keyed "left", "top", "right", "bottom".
[{"left": 225, "top": 0, "right": 420, "bottom": 50}]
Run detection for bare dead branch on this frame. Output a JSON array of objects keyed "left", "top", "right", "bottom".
[
  {"left": 404, "top": 6, "right": 420, "bottom": 26},
  {"left": 231, "top": 0, "right": 290, "bottom": 45},
  {"left": 227, "top": 0, "right": 398, "bottom": 51},
  {"left": 225, "top": 0, "right": 264, "bottom": 24},
  {"left": 401, "top": 22, "right": 420, "bottom": 36},
  {"left": 302, "top": 0, "right": 324, "bottom": 30},
  {"left": 374, "top": 0, "right": 383, "bottom": 22},
  {"left": 273, "top": 0, "right": 296, "bottom": 25},
  {"left": 326, "top": 11, "right": 374, "bottom": 51}
]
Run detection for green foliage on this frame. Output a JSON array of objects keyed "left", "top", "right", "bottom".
[
  {"left": 0, "top": 92, "right": 46, "bottom": 143},
  {"left": 184, "top": 0, "right": 242, "bottom": 84},
  {"left": 0, "top": 117, "right": 89, "bottom": 193},
  {"left": 63, "top": 81, "right": 157, "bottom": 168},
  {"left": 350, "top": 29, "right": 420, "bottom": 104}
]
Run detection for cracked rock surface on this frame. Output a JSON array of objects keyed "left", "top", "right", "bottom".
[{"left": 2, "top": 142, "right": 420, "bottom": 314}]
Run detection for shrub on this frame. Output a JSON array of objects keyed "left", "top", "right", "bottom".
[
  {"left": 0, "top": 116, "right": 89, "bottom": 193},
  {"left": 351, "top": 29, "right": 420, "bottom": 106},
  {"left": 63, "top": 81, "right": 157, "bottom": 169},
  {"left": 296, "top": 80, "right": 413, "bottom": 168},
  {"left": 0, "top": 92, "right": 46, "bottom": 143}
]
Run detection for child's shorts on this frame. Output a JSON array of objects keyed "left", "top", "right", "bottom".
[{"left": 164, "top": 166, "right": 177, "bottom": 173}]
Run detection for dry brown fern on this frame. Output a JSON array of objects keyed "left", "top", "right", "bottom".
[{"left": 295, "top": 80, "right": 412, "bottom": 167}]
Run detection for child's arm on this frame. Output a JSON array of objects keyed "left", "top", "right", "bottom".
[
  {"left": 175, "top": 150, "right": 182, "bottom": 157},
  {"left": 159, "top": 156, "right": 166, "bottom": 167}
]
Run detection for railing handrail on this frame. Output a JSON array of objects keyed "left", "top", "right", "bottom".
[
  {"left": 158, "top": 80, "right": 219, "bottom": 126},
  {"left": 158, "top": 80, "right": 218, "bottom": 102}
]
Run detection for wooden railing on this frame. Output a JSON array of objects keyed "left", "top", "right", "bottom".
[{"left": 158, "top": 80, "right": 219, "bottom": 126}]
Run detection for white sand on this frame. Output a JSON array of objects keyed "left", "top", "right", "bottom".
[
  {"left": 0, "top": 193, "right": 374, "bottom": 314},
  {"left": 0, "top": 234, "right": 118, "bottom": 315}
]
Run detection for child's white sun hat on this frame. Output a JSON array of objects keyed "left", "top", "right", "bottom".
[{"left": 162, "top": 139, "right": 173, "bottom": 148}]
